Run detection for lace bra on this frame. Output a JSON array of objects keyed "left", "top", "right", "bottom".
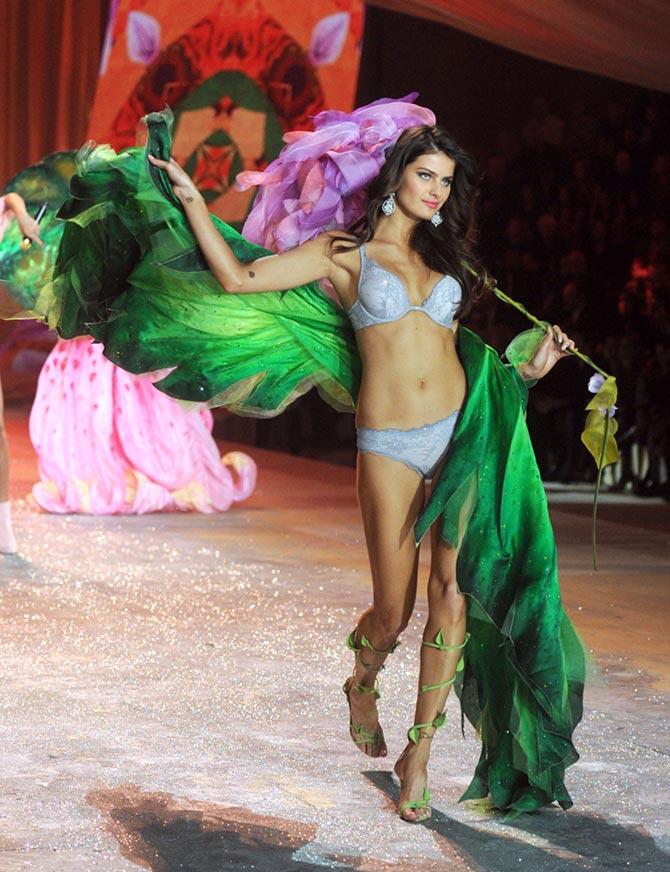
[{"left": 347, "top": 245, "right": 461, "bottom": 332}]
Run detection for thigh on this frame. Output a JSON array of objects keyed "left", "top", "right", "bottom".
[{"left": 357, "top": 451, "right": 425, "bottom": 610}]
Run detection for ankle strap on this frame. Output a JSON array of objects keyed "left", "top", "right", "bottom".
[
  {"left": 407, "top": 711, "right": 447, "bottom": 744},
  {"left": 349, "top": 679, "right": 380, "bottom": 700},
  {"left": 422, "top": 629, "right": 471, "bottom": 652},
  {"left": 346, "top": 630, "right": 400, "bottom": 671},
  {"left": 346, "top": 630, "right": 401, "bottom": 656}
]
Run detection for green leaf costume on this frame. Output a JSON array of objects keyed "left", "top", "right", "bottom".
[{"left": 29, "top": 110, "right": 586, "bottom": 818}]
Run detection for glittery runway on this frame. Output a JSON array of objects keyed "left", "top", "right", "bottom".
[{"left": 1, "top": 409, "right": 669, "bottom": 871}]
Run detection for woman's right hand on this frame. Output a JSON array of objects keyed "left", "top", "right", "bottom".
[{"left": 147, "top": 154, "right": 202, "bottom": 206}]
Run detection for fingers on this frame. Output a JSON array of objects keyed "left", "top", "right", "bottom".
[
  {"left": 551, "top": 324, "right": 575, "bottom": 353},
  {"left": 148, "top": 154, "right": 181, "bottom": 168},
  {"left": 147, "top": 154, "right": 169, "bottom": 168}
]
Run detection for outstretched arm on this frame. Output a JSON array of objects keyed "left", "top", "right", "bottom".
[{"left": 148, "top": 155, "right": 334, "bottom": 294}]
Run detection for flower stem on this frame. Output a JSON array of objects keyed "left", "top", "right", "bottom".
[
  {"left": 492, "top": 286, "right": 609, "bottom": 377},
  {"left": 591, "top": 413, "right": 610, "bottom": 571}
]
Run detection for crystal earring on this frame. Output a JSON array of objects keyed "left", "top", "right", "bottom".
[
  {"left": 381, "top": 193, "right": 396, "bottom": 216},
  {"left": 431, "top": 210, "right": 443, "bottom": 227}
]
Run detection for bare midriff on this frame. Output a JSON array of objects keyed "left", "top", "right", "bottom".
[{"left": 354, "top": 312, "right": 466, "bottom": 429}]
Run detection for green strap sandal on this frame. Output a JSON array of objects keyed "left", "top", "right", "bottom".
[
  {"left": 346, "top": 630, "right": 400, "bottom": 672},
  {"left": 343, "top": 629, "right": 400, "bottom": 756},
  {"left": 395, "top": 629, "right": 470, "bottom": 822},
  {"left": 408, "top": 629, "right": 470, "bottom": 742},
  {"left": 398, "top": 788, "right": 432, "bottom": 822},
  {"left": 418, "top": 630, "right": 471, "bottom": 694}
]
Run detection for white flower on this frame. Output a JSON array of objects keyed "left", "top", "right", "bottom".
[{"left": 588, "top": 374, "right": 605, "bottom": 393}]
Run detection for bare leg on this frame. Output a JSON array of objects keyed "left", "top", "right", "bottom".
[
  {"left": 345, "top": 451, "right": 424, "bottom": 758},
  {"left": 394, "top": 523, "right": 467, "bottom": 821},
  {"left": 0, "top": 374, "right": 17, "bottom": 553}
]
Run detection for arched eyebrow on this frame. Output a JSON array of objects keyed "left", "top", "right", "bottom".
[{"left": 417, "top": 166, "right": 454, "bottom": 182}]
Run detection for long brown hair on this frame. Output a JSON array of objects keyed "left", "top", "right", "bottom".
[{"left": 332, "top": 125, "right": 492, "bottom": 318}]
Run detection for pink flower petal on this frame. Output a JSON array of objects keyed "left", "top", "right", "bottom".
[
  {"left": 308, "top": 12, "right": 349, "bottom": 67},
  {"left": 126, "top": 11, "right": 161, "bottom": 66}
]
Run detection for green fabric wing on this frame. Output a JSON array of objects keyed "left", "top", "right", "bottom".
[{"left": 44, "top": 111, "right": 360, "bottom": 417}]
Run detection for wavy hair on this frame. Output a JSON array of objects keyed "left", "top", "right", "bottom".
[{"left": 332, "top": 125, "right": 492, "bottom": 318}]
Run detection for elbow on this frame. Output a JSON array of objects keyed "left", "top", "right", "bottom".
[{"left": 213, "top": 269, "right": 244, "bottom": 294}]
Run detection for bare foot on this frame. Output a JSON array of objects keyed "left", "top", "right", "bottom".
[
  {"left": 343, "top": 677, "right": 387, "bottom": 757},
  {"left": 394, "top": 742, "right": 431, "bottom": 822}
]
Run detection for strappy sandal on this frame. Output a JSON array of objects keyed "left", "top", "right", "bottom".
[
  {"left": 394, "top": 629, "right": 470, "bottom": 823},
  {"left": 343, "top": 630, "right": 400, "bottom": 756}
]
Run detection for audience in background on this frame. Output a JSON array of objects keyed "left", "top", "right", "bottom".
[{"left": 474, "top": 94, "right": 670, "bottom": 496}]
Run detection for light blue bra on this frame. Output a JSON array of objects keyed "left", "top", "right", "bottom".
[{"left": 347, "top": 245, "right": 462, "bottom": 332}]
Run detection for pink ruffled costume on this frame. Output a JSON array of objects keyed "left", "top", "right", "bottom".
[{"left": 30, "top": 338, "right": 257, "bottom": 514}]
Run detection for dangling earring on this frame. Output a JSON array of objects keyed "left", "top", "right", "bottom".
[
  {"left": 431, "top": 210, "right": 443, "bottom": 227},
  {"left": 381, "top": 192, "right": 396, "bottom": 216}
]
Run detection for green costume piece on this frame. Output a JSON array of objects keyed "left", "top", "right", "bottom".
[
  {"left": 30, "top": 110, "right": 585, "bottom": 818},
  {"left": 0, "top": 151, "right": 77, "bottom": 314}
]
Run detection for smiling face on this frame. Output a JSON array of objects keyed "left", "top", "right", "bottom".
[{"left": 394, "top": 150, "right": 456, "bottom": 222}]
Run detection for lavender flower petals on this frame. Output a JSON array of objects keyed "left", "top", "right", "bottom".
[
  {"left": 308, "top": 13, "right": 350, "bottom": 67},
  {"left": 127, "top": 11, "right": 161, "bottom": 66},
  {"left": 588, "top": 373, "right": 606, "bottom": 394}
]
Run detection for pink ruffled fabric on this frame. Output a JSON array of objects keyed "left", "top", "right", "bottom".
[
  {"left": 30, "top": 338, "right": 257, "bottom": 514},
  {"left": 237, "top": 94, "right": 435, "bottom": 252}
]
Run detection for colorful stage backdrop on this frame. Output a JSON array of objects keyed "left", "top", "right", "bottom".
[{"left": 88, "top": 0, "right": 364, "bottom": 223}]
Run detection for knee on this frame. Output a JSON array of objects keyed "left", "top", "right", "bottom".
[
  {"left": 373, "top": 605, "right": 410, "bottom": 642},
  {"left": 428, "top": 574, "right": 467, "bottom": 625}
]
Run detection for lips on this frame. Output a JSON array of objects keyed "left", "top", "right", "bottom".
[{"left": 423, "top": 200, "right": 439, "bottom": 209}]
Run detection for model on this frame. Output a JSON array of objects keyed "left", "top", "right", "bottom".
[{"left": 34, "top": 97, "right": 586, "bottom": 823}]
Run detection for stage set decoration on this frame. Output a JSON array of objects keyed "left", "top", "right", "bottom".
[{"left": 89, "top": 0, "right": 364, "bottom": 225}]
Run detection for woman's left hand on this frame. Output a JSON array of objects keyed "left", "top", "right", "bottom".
[{"left": 519, "top": 324, "right": 576, "bottom": 381}]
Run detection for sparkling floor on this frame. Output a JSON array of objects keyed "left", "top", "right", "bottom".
[{"left": 1, "top": 410, "right": 669, "bottom": 871}]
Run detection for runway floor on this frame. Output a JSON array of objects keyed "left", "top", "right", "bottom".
[{"left": 1, "top": 408, "right": 669, "bottom": 871}]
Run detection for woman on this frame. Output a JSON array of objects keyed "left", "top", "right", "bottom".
[
  {"left": 43, "top": 99, "right": 586, "bottom": 823},
  {"left": 148, "top": 128, "right": 576, "bottom": 821},
  {"left": 0, "top": 192, "right": 41, "bottom": 553}
]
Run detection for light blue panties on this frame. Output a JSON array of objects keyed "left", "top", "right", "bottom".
[{"left": 357, "top": 410, "right": 460, "bottom": 479}]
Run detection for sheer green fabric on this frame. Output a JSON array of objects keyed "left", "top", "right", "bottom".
[
  {"left": 37, "top": 109, "right": 585, "bottom": 817},
  {"left": 416, "top": 329, "right": 585, "bottom": 818},
  {"left": 40, "top": 117, "right": 360, "bottom": 418}
]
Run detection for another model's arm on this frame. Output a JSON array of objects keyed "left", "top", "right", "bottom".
[
  {"left": 2, "top": 193, "right": 42, "bottom": 244},
  {"left": 148, "top": 155, "right": 333, "bottom": 293}
]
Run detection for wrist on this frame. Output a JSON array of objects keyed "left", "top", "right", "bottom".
[
  {"left": 518, "top": 363, "right": 537, "bottom": 381},
  {"left": 178, "top": 188, "right": 205, "bottom": 208}
]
